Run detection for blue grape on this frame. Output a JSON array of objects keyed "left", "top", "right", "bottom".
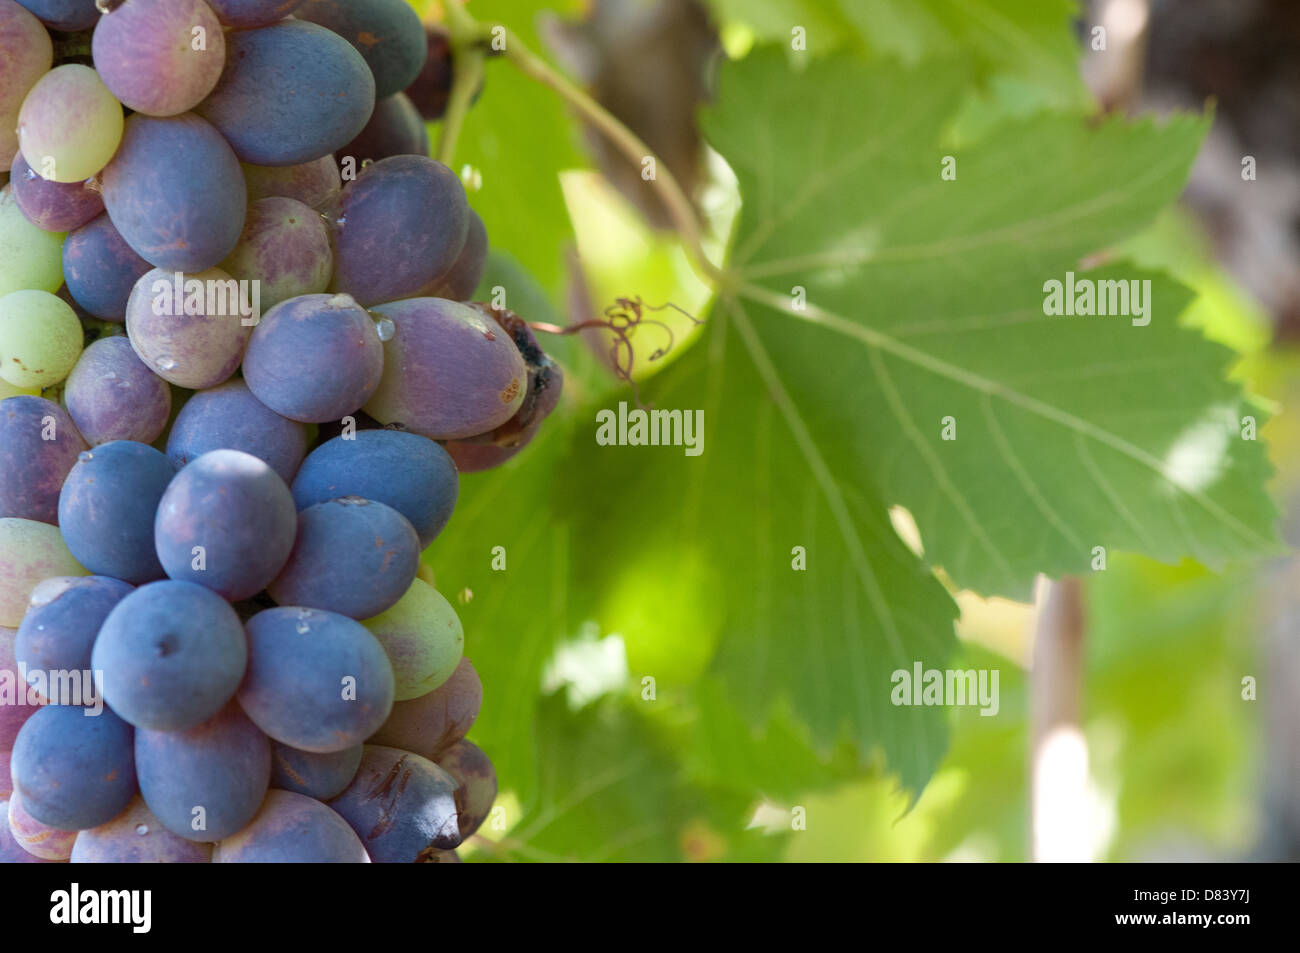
[
  {"left": 196, "top": 20, "right": 375, "bottom": 166},
  {"left": 215, "top": 789, "right": 368, "bottom": 862},
  {"left": 102, "top": 113, "right": 247, "bottom": 271},
  {"left": 327, "top": 744, "right": 460, "bottom": 862},
  {"left": 422, "top": 209, "right": 487, "bottom": 301},
  {"left": 436, "top": 740, "right": 496, "bottom": 840},
  {"left": 166, "top": 378, "right": 308, "bottom": 485},
  {"left": 270, "top": 741, "right": 362, "bottom": 801},
  {"left": 291, "top": 429, "right": 458, "bottom": 548},
  {"left": 268, "top": 498, "right": 419, "bottom": 620},
  {"left": 64, "top": 336, "right": 173, "bottom": 446},
  {"left": 14, "top": 0, "right": 98, "bottom": 31},
  {"left": 238, "top": 606, "right": 394, "bottom": 753},
  {"left": 15, "top": 575, "right": 133, "bottom": 687},
  {"left": 0, "top": 396, "right": 88, "bottom": 524},
  {"left": 57, "top": 439, "right": 173, "bottom": 584},
  {"left": 330, "top": 156, "right": 469, "bottom": 306},
  {"left": 205, "top": 0, "right": 303, "bottom": 28},
  {"left": 241, "top": 293, "right": 384, "bottom": 423},
  {"left": 61, "top": 212, "right": 153, "bottom": 322},
  {"left": 296, "top": 0, "right": 427, "bottom": 100},
  {"left": 92, "top": 580, "right": 248, "bottom": 732},
  {"left": 154, "top": 449, "right": 298, "bottom": 600},
  {"left": 134, "top": 701, "right": 271, "bottom": 842},
  {"left": 10, "top": 705, "right": 136, "bottom": 831},
  {"left": 9, "top": 151, "right": 103, "bottom": 232},
  {"left": 336, "top": 92, "right": 428, "bottom": 168}
]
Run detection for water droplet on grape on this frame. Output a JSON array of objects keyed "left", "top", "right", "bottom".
[
  {"left": 484, "top": 330, "right": 496, "bottom": 341},
  {"left": 296, "top": 621, "right": 310, "bottom": 634},
  {"left": 328, "top": 294, "right": 355, "bottom": 310},
  {"left": 135, "top": 824, "right": 149, "bottom": 836},
  {"left": 375, "top": 317, "right": 395, "bottom": 341},
  {"left": 78, "top": 451, "right": 93, "bottom": 463},
  {"left": 156, "top": 357, "right": 177, "bottom": 371}
]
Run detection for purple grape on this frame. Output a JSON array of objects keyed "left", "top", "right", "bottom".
[
  {"left": 154, "top": 449, "right": 298, "bottom": 600},
  {"left": 364, "top": 298, "right": 526, "bottom": 440},
  {"left": 368, "top": 657, "right": 481, "bottom": 761},
  {"left": 242, "top": 156, "right": 341, "bottom": 209},
  {"left": 336, "top": 93, "right": 428, "bottom": 169},
  {"left": 0, "top": 1, "right": 53, "bottom": 169},
  {"left": 214, "top": 789, "right": 369, "bottom": 862},
  {"left": 242, "top": 293, "right": 384, "bottom": 423},
  {"left": 57, "top": 440, "right": 173, "bottom": 584},
  {"left": 326, "top": 744, "right": 459, "bottom": 862},
  {"left": 422, "top": 209, "right": 487, "bottom": 301},
  {"left": 270, "top": 741, "right": 361, "bottom": 801},
  {"left": 436, "top": 739, "right": 496, "bottom": 840},
  {"left": 1, "top": 625, "right": 43, "bottom": 751},
  {"left": 134, "top": 701, "right": 271, "bottom": 842},
  {"left": 102, "top": 113, "right": 247, "bottom": 271},
  {"left": 70, "top": 796, "right": 213, "bottom": 862},
  {"left": 5, "top": 789, "right": 72, "bottom": 860},
  {"left": 403, "top": 24, "right": 452, "bottom": 121},
  {"left": 15, "top": 575, "right": 133, "bottom": 688},
  {"left": 268, "top": 498, "right": 420, "bottom": 620},
  {"left": 165, "top": 378, "right": 307, "bottom": 485},
  {"left": 330, "top": 155, "right": 469, "bottom": 306},
  {"left": 93, "top": 580, "right": 248, "bottom": 732},
  {"left": 296, "top": 0, "right": 427, "bottom": 100},
  {"left": 8, "top": 152, "right": 103, "bottom": 232},
  {"left": 62, "top": 213, "right": 153, "bottom": 322},
  {"left": 92, "top": 0, "right": 226, "bottom": 117},
  {"left": 291, "top": 429, "right": 458, "bottom": 548},
  {"left": 205, "top": 0, "right": 302, "bottom": 28},
  {"left": 11, "top": 705, "right": 137, "bottom": 831},
  {"left": 220, "top": 197, "right": 333, "bottom": 311},
  {"left": 0, "top": 396, "right": 88, "bottom": 524},
  {"left": 196, "top": 20, "right": 375, "bottom": 167},
  {"left": 63, "top": 336, "right": 172, "bottom": 445},
  {"left": 238, "top": 606, "right": 394, "bottom": 753},
  {"left": 125, "top": 267, "right": 253, "bottom": 389},
  {"left": 444, "top": 303, "right": 565, "bottom": 471}
]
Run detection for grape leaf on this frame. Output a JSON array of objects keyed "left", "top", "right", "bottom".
[
  {"left": 479, "top": 697, "right": 786, "bottom": 862},
  {"left": 705, "top": 50, "right": 1280, "bottom": 600},
  {"left": 449, "top": 0, "right": 587, "bottom": 297},
  {"left": 711, "top": 0, "right": 1088, "bottom": 110}
]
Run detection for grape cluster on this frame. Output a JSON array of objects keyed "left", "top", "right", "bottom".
[{"left": 0, "top": 0, "right": 557, "bottom": 863}]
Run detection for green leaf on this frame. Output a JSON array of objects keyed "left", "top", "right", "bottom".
[
  {"left": 447, "top": 0, "right": 588, "bottom": 298},
  {"left": 706, "top": 50, "right": 1280, "bottom": 600},
  {"left": 711, "top": 0, "right": 1089, "bottom": 111},
  {"left": 478, "top": 697, "right": 785, "bottom": 862}
]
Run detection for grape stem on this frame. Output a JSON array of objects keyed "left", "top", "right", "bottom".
[
  {"left": 499, "top": 31, "right": 728, "bottom": 288},
  {"left": 435, "top": 43, "right": 485, "bottom": 167},
  {"left": 437, "top": 2, "right": 727, "bottom": 289}
]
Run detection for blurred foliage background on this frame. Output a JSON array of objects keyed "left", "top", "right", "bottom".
[{"left": 411, "top": 0, "right": 1293, "bottom": 861}]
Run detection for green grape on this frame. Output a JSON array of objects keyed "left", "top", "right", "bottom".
[
  {"left": 17, "top": 65, "right": 124, "bottom": 183},
  {"left": 0, "top": 290, "right": 84, "bottom": 389},
  {"left": 0, "top": 518, "right": 87, "bottom": 627},
  {"left": 363, "top": 578, "right": 465, "bottom": 701},
  {"left": 0, "top": 186, "right": 65, "bottom": 296},
  {"left": 0, "top": 378, "right": 39, "bottom": 399}
]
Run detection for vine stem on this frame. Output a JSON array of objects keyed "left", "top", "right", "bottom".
[
  {"left": 435, "top": 26, "right": 486, "bottom": 166},
  {"left": 496, "top": 28, "right": 729, "bottom": 289}
]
